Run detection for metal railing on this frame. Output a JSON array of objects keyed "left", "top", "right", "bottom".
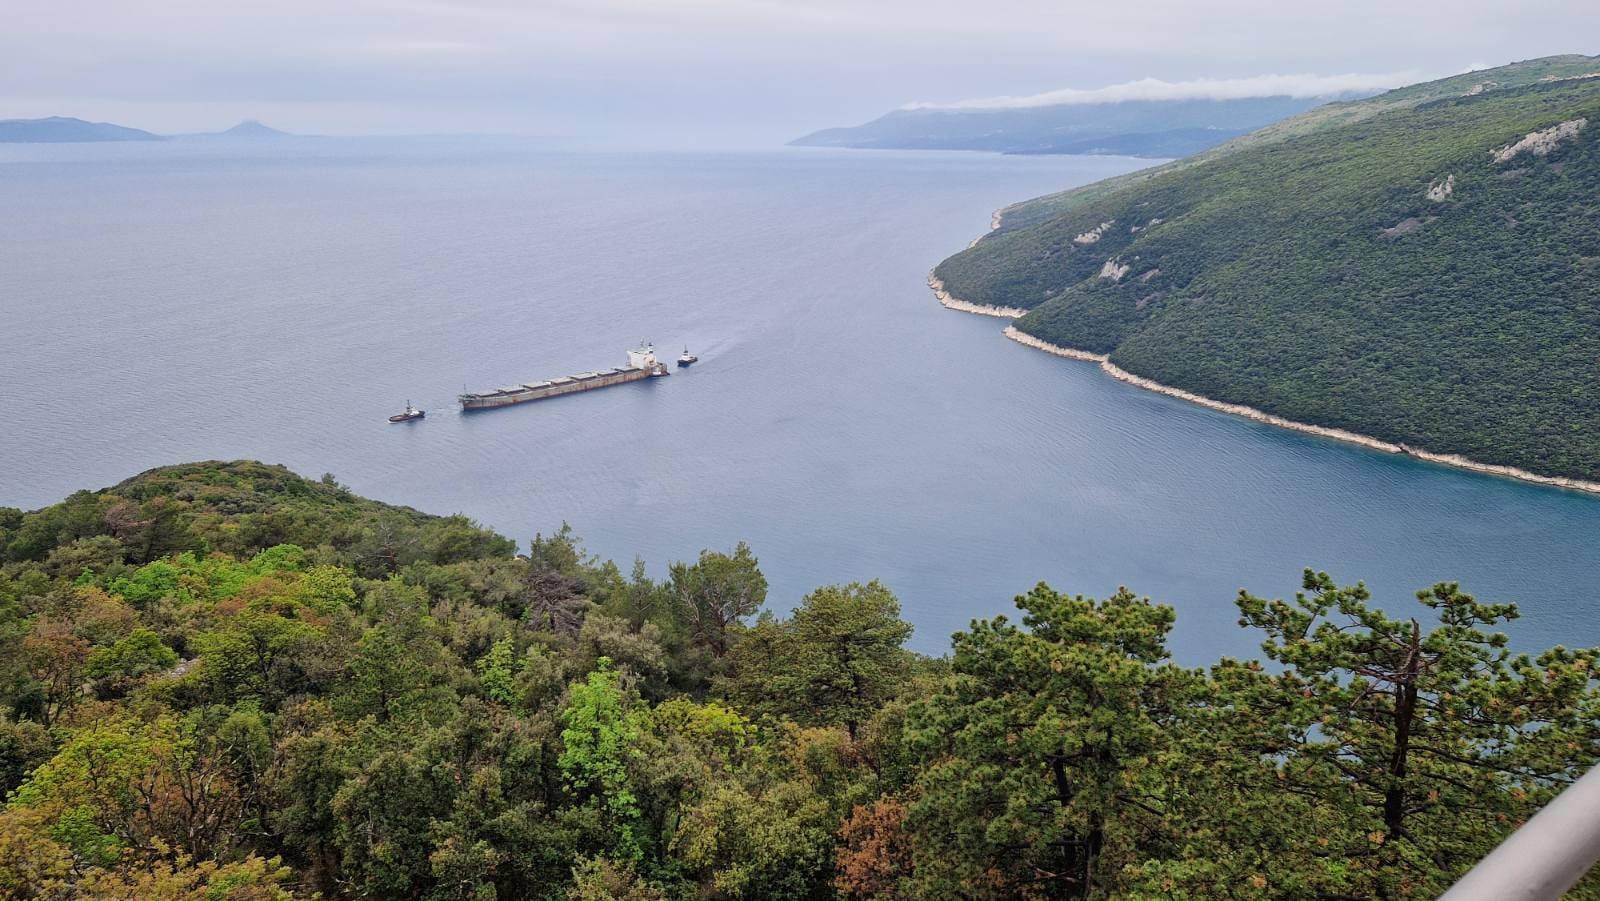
[{"left": 1441, "top": 765, "right": 1600, "bottom": 900}]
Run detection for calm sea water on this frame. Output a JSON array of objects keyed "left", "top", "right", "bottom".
[{"left": 4, "top": 139, "right": 1599, "bottom": 659}]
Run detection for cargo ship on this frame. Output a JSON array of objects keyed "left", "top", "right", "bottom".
[{"left": 458, "top": 343, "right": 669, "bottom": 411}]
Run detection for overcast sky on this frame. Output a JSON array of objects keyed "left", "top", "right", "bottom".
[{"left": 3, "top": 0, "right": 1596, "bottom": 146}]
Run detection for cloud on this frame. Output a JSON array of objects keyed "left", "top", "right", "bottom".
[{"left": 904, "top": 71, "right": 1435, "bottom": 111}]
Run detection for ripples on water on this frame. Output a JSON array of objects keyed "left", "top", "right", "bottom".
[{"left": 3, "top": 140, "right": 1598, "bottom": 659}]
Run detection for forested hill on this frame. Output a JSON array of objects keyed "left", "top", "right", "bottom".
[
  {"left": 4, "top": 460, "right": 1600, "bottom": 897},
  {"left": 934, "top": 55, "right": 1600, "bottom": 483}
]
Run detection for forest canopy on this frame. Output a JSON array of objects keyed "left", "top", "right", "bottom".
[{"left": 1, "top": 460, "right": 1597, "bottom": 899}]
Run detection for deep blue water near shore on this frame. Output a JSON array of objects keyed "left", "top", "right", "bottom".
[{"left": 4, "top": 139, "right": 1600, "bottom": 659}]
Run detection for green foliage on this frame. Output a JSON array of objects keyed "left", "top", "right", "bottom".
[
  {"left": 478, "top": 636, "right": 519, "bottom": 704},
  {"left": 523, "top": 525, "right": 592, "bottom": 635},
  {"left": 2, "top": 462, "right": 1598, "bottom": 898},
  {"left": 938, "top": 57, "right": 1600, "bottom": 481},
  {"left": 725, "top": 581, "right": 912, "bottom": 738},
  {"left": 568, "top": 855, "right": 667, "bottom": 901},
  {"left": 7, "top": 716, "right": 169, "bottom": 865},
  {"left": 83, "top": 627, "right": 178, "bottom": 695},
  {"left": 4, "top": 460, "right": 514, "bottom": 570},
  {"left": 904, "top": 584, "right": 1200, "bottom": 898},
  {"left": 191, "top": 604, "right": 329, "bottom": 708},
  {"left": 1222, "top": 571, "right": 1600, "bottom": 897},
  {"left": 0, "top": 717, "right": 51, "bottom": 797},
  {"left": 668, "top": 542, "right": 768, "bottom": 657},
  {"left": 560, "top": 659, "right": 650, "bottom": 860}
]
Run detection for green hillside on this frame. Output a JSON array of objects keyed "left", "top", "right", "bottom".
[
  {"left": 4, "top": 461, "right": 1600, "bottom": 898},
  {"left": 935, "top": 56, "right": 1600, "bottom": 482}
]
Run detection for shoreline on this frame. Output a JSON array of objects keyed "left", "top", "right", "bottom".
[
  {"left": 928, "top": 273, "right": 1028, "bottom": 318},
  {"left": 927, "top": 267, "right": 1600, "bottom": 495},
  {"left": 962, "top": 208, "right": 1008, "bottom": 249},
  {"left": 998, "top": 325, "right": 1600, "bottom": 496}
]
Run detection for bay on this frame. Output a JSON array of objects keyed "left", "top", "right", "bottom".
[{"left": 4, "top": 139, "right": 1598, "bottom": 659}]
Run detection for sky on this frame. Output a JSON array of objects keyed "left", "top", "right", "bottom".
[{"left": 3, "top": 0, "right": 1597, "bottom": 147}]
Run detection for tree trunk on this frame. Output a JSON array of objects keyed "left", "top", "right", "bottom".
[
  {"left": 1049, "top": 756, "right": 1089, "bottom": 899},
  {"left": 1383, "top": 620, "right": 1422, "bottom": 836}
]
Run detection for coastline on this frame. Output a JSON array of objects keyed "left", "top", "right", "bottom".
[
  {"left": 962, "top": 208, "right": 1008, "bottom": 249},
  {"left": 931, "top": 270, "right": 1600, "bottom": 496},
  {"left": 928, "top": 273, "right": 1028, "bottom": 318}
]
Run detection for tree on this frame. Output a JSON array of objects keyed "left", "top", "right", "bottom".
[
  {"left": 76, "top": 849, "right": 294, "bottom": 900},
  {"left": 0, "top": 716, "right": 51, "bottom": 797},
  {"left": 575, "top": 614, "right": 669, "bottom": 693},
  {"left": 109, "top": 496, "right": 193, "bottom": 564},
  {"left": 192, "top": 605, "right": 327, "bottom": 708},
  {"left": 5, "top": 715, "right": 247, "bottom": 866},
  {"left": 523, "top": 526, "right": 590, "bottom": 636},
  {"left": 668, "top": 543, "right": 767, "bottom": 657},
  {"left": 781, "top": 582, "right": 912, "bottom": 740},
  {"left": 905, "top": 584, "right": 1200, "bottom": 899},
  {"left": 84, "top": 628, "right": 178, "bottom": 697},
  {"left": 478, "top": 636, "right": 518, "bottom": 704},
  {"left": 270, "top": 722, "right": 353, "bottom": 892},
  {"left": 673, "top": 726, "right": 847, "bottom": 899},
  {"left": 568, "top": 856, "right": 667, "bottom": 901},
  {"left": 1227, "top": 571, "right": 1600, "bottom": 897},
  {"left": 341, "top": 624, "right": 436, "bottom": 721},
  {"left": 330, "top": 747, "right": 449, "bottom": 896},
  {"left": 20, "top": 616, "right": 91, "bottom": 726},
  {"left": 724, "top": 582, "right": 914, "bottom": 739},
  {"left": 560, "top": 659, "right": 650, "bottom": 859},
  {"left": 835, "top": 798, "right": 914, "bottom": 899}
]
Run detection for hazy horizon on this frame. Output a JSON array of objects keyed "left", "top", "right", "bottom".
[{"left": 4, "top": 0, "right": 1597, "bottom": 148}]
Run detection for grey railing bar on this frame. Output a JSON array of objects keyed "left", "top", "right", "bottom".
[{"left": 1441, "top": 765, "right": 1600, "bottom": 900}]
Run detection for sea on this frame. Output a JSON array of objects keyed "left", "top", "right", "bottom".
[{"left": 4, "top": 138, "right": 1600, "bottom": 660}]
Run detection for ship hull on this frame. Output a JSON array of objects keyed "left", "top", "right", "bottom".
[{"left": 459, "top": 365, "right": 665, "bottom": 410}]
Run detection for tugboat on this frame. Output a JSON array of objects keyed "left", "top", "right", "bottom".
[
  {"left": 677, "top": 346, "right": 698, "bottom": 367},
  {"left": 388, "top": 401, "right": 425, "bottom": 423}
]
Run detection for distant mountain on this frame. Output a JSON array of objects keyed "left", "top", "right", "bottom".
[
  {"left": 934, "top": 54, "right": 1600, "bottom": 483},
  {"left": 177, "top": 120, "right": 296, "bottom": 139},
  {"left": 216, "top": 120, "right": 293, "bottom": 138},
  {"left": 790, "top": 96, "right": 1336, "bottom": 158},
  {"left": 0, "top": 116, "right": 163, "bottom": 143}
]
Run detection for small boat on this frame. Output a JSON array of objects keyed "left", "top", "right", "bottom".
[
  {"left": 388, "top": 401, "right": 425, "bottom": 423},
  {"left": 677, "top": 346, "right": 698, "bottom": 367}
]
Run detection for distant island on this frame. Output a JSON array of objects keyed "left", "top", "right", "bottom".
[
  {"left": 932, "top": 54, "right": 1600, "bottom": 486},
  {"left": 791, "top": 95, "right": 1337, "bottom": 158},
  {"left": 0, "top": 116, "right": 296, "bottom": 143},
  {"left": 0, "top": 116, "right": 163, "bottom": 143},
  {"left": 180, "top": 119, "right": 295, "bottom": 139}
]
